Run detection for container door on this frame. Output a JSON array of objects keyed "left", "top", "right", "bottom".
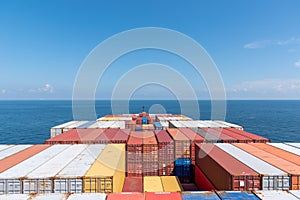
[
  {"left": 37, "top": 179, "right": 52, "bottom": 193},
  {"left": 7, "top": 180, "right": 21, "bottom": 194},
  {"left": 54, "top": 179, "right": 68, "bottom": 193},
  {"left": 70, "top": 179, "right": 82, "bottom": 193},
  {"left": 23, "top": 179, "right": 38, "bottom": 193}
]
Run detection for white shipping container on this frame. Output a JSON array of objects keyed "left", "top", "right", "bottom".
[
  {"left": 289, "top": 190, "right": 300, "bottom": 199},
  {"left": 0, "top": 145, "right": 32, "bottom": 160},
  {"left": 215, "top": 143, "right": 290, "bottom": 190},
  {"left": 197, "top": 121, "right": 209, "bottom": 128},
  {"left": 76, "top": 121, "right": 97, "bottom": 129},
  {"left": 214, "top": 120, "right": 244, "bottom": 130},
  {"left": 32, "top": 193, "right": 68, "bottom": 200},
  {"left": 160, "top": 121, "right": 169, "bottom": 130},
  {"left": 253, "top": 190, "right": 299, "bottom": 200},
  {"left": 0, "top": 145, "right": 14, "bottom": 152},
  {"left": 67, "top": 193, "right": 106, "bottom": 200},
  {"left": 169, "top": 121, "right": 184, "bottom": 128},
  {"left": 0, "top": 194, "right": 29, "bottom": 200},
  {"left": 50, "top": 121, "right": 78, "bottom": 138},
  {"left": 285, "top": 143, "right": 300, "bottom": 149},
  {"left": 268, "top": 143, "right": 300, "bottom": 156},
  {"left": 62, "top": 121, "right": 89, "bottom": 132},
  {"left": 203, "top": 120, "right": 230, "bottom": 128},
  {"left": 23, "top": 145, "right": 86, "bottom": 193},
  {"left": 54, "top": 144, "right": 106, "bottom": 193},
  {"left": 0, "top": 145, "right": 70, "bottom": 194}
]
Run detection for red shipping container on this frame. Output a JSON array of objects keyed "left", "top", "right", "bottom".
[
  {"left": 145, "top": 192, "right": 182, "bottom": 200},
  {"left": 203, "top": 128, "right": 237, "bottom": 143},
  {"left": 214, "top": 128, "right": 254, "bottom": 143},
  {"left": 228, "top": 128, "right": 270, "bottom": 143},
  {"left": 127, "top": 163, "right": 143, "bottom": 177},
  {"left": 107, "top": 193, "right": 144, "bottom": 200},
  {"left": 195, "top": 164, "right": 216, "bottom": 191},
  {"left": 155, "top": 130, "right": 174, "bottom": 162},
  {"left": 143, "top": 131, "right": 158, "bottom": 162},
  {"left": 112, "top": 129, "right": 130, "bottom": 143},
  {"left": 167, "top": 128, "right": 191, "bottom": 159},
  {"left": 195, "top": 143, "right": 260, "bottom": 191},
  {"left": 158, "top": 162, "right": 174, "bottom": 176},
  {"left": 122, "top": 177, "right": 143, "bottom": 192},
  {"left": 127, "top": 132, "right": 143, "bottom": 177}
]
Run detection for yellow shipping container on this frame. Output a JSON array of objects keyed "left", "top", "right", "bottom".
[
  {"left": 161, "top": 176, "right": 182, "bottom": 192},
  {"left": 84, "top": 144, "right": 125, "bottom": 193},
  {"left": 143, "top": 176, "right": 163, "bottom": 192}
]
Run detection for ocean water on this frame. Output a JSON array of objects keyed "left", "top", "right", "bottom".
[{"left": 0, "top": 100, "right": 299, "bottom": 144}]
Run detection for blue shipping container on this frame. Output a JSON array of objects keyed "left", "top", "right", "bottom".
[
  {"left": 175, "top": 158, "right": 191, "bottom": 166},
  {"left": 174, "top": 165, "right": 191, "bottom": 177},
  {"left": 154, "top": 122, "right": 163, "bottom": 130},
  {"left": 217, "top": 191, "right": 259, "bottom": 200},
  {"left": 182, "top": 192, "right": 220, "bottom": 200},
  {"left": 142, "top": 117, "right": 148, "bottom": 124}
]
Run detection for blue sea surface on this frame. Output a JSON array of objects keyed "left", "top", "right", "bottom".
[{"left": 0, "top": 100, "right": 299, "bottom": 144}]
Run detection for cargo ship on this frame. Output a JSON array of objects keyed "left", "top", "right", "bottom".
[{"left": 0, "top": 112, "right": 300, "bottom": 199}]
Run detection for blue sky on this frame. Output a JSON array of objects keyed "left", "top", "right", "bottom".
[{"left": 1, "top": 0, "right": 300, "bottom": 100}]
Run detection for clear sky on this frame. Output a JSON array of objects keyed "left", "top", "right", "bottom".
[{"left": 1, "top": 0, "right": 300, "bottom": 100}]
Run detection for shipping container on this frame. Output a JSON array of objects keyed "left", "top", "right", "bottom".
[
  {"left": 289, "top": 190, "right": 300, "bottom": 199},
  {"left": 213, "top": 128, "right": 254, "bottom": 143},
  {"left": 31, "top": 193, "right": 68, "bottom": 200},
  {"left": 50, "top": 121, "right": 78, "bottom": 138},
  {"left": 268, "top": 143, "right": 300, "bottom": 156},
  {"left": 76, "top": 121, "right": 97, "bottom": 128},
  {"left": 0, "top": 145, "right": 49, "bottom": 175},
  {"left": 155, "top": 130, "right": 174, "bottom": 176},
  {"left": 285, "top": 143, "right": 300, "bottom": 149},
  {"left": 84, "top": 144, "right": 125, "bottom": 193},
  {"left": 216, "top": 191, "right": 259, "bottom": 200},
  {"left": 122, "top": 177, "right": 143, "bottom": 192},
  {"left": 161, "top": 176, "right": 182, "bottom": 192},
  {"left": 253, "top": 190, "right": 299, "bottom": 200},
  {"left": 182, "top": 191, "right": 220, "bottom": 200},
  {"left": 145, "top": 192, "right": 182, "bottom": 200},
  {"left": 111, "top": 129, "right": 129, "bottom": 143},
  {"left": 107, "top": 192, "right": 144, "bottom": 200},
  {"left": 67, "top": 193, "right": 106, "bottom": 200},
  {"left": 23, "top": 145, "right": 86, "bottom": 193},
  {"left": 215, "top": 143, "right": 290, "bottom": 190},
  {"left": 0, "top": 145, "right": 32, "bottom": 161},
  {"left": 169, "top": 121, "right": 185, "bottom": 128},
  {"left": 143, "top": 176, "right": 163, "bottom": 192},
  {"left": 0, "top": 145, "right": 68, "bottom": 194},
  {"left": 54, "top": 144, "right": 106, "bottom": 193},
  {"left": 194, "top": 164, "right": 216, "bottom": 191},
  {"left": 0, "top": 194, "right": 30, "bottom": 200},
  {"left": 0, "top": 145, "right": 14, "bottom": 152},
  {"left": 234, "top": 143, "right": 300, "bottom": 190},
  {"left": 174, "top": 158, "right": 191, "bottom": 178},
  {"left": 179, "top": 128, "right": 204, "bottom": 164},
  {"left": 127, "top": 133, "right": 143, "bottom": 177},
  {"left": 154, "top": 122, "right": 163, "bottom": 130},
  {"left": 191, "top": 128, "right": 221, "bottom": 143},
  {"left": 143, "top": 131, "right": 158, "bottom": 176},
  {"left": 202, "top": 128, "right": 236, "bottom": 143},
  {"left": 62, "top": 121, "right": 89, "bottom": 132},
  {"left": 250, "top": 143, "right": 300, "bottom": 166},
  {"left": 228, "top": 128, "right": 270, "bottom": 143},
  {"left": 213, "top": 121, "right": 243, "bottom": 130},
  {"left": 195, "top": 143, "right": 261, "bottom": 191},
  {"left": 167, "top": 128, "right": 191, "bottom": 159}
]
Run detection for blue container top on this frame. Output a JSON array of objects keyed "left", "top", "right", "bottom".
[
  {"left": 154, "top": 122, "right": 162, "bottom": 127},
  {"left": 182, "top": 192, "right": 220, "bottom": 200},
  {"left": 175, "top": 158, "right": 191, "bottom": 166},
  {"left": 217, "top": 191, "right": 259, "bottom": 200}
]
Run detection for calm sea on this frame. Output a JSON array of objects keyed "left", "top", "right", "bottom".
[{"left": 0, "top": 100, "right": 299, "bottom": 144}]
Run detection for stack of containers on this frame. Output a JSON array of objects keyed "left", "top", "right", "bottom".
[
  {"left": 62, "top": 121, "right": 89, "bottom": 132},
  {"left": 215, "top": 143, "right": 290, "bottom": 190},
  {"left": 126, "top": 132, "right": 143, "bottom": 177},
  {"left": 191, "top": 128, "right": 221, "bottom": 143},
  {"left": 45, "top": 129, "right": 103, "bottom": 145},
  {"left": 53, "top": 144, "right": 106, "bottom": 193},
  {"left": 167, "top": 128, "right": 191, "bottom": 182},
  {"left": 195, "top": 143, "right": 261, "bottom": 190},
  {"left": 50, "top": 121, "right": 78, "bottom": 138},
  {"left": 233, "top": 143, "right": 300, "bottom": 190},
  {"left": 0, "top": 145, "right": 51, "bottom": 194},
  {"left": 179, "top": 128, "right": 204, "bottom": 165},
  {"left": 84, "top": 144, "right": 126, "bottom": 193},
  {"left": 142, "top": 131, "right": 158, "bottom": 176},
  {"left": 23, "top": 145, "right": 86, "bottom": 193},
  {"left": 269, "top": 143, "right": 300, "bottom": 155},
  {"left": 213, "top": 120, "right": 244, "bottom": 130},
  {"left": 155, "top": 130, "right": 174, "bottom": 176},
  {"left": 125, "top": 120, "right": 136, "bottom": 131}
]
